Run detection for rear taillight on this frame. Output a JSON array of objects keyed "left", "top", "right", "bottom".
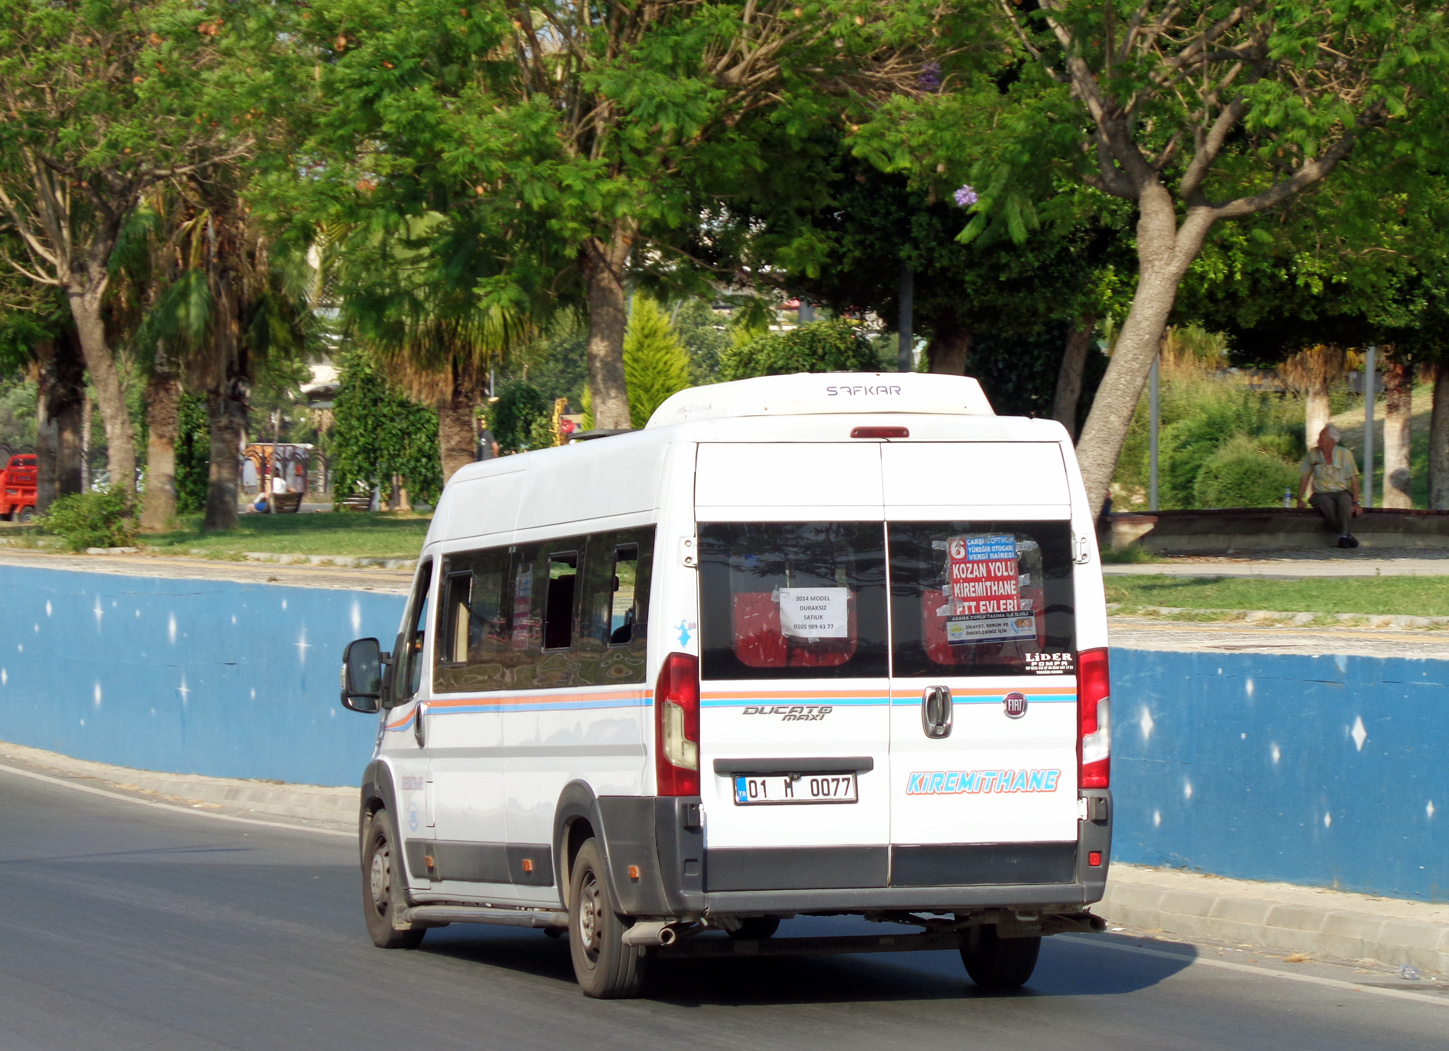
[
  {"left": 655, "top": 652, "right": 700, "bottom": 796},
  {"left": 1077, "top": 647, "right": 1111, "bottom": 789}
]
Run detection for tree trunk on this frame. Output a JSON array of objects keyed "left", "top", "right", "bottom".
[
  {"left": 34, "top": 332, "right": 86, "bottom": 510},
  {"left": 1052, "top": 314, "right": 1098, "bottom": 440},
  {"left": 581, "top": 222, "right": 635, "bottom": 430},
  {"left": 437, "top": 372, "right": 481, "bottom": 485},
  {"left": 66, "top": 288, "right": 137, "bottom": 501},
  {"left": 1382, "top": 361, "right": 1413, "bottom": 509},
  {"left": 1430, "top": 364, "right": 1449, "bottom": 510},
  {"left": 925, "top": 308, "right": 971, "bottom": 375},
  {"left": 203, "top": 381, "right": 247, "bottom": 532},
  {"left": 1075, "top": 191, "right": 1214, "bottom": 516},
  {"left": 139, "top": 369, "right": 183, "bottom": 531}
]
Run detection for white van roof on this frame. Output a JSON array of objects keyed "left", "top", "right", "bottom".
[{"left": 646, "top": 372, "right": 993, "bottom": 428}]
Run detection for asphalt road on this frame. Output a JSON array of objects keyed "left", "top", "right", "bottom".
[{"left": 3, "top": 766, "right": 1446, "bottom": 1051}]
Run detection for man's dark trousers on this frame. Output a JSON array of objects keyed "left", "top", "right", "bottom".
[{"left": 1310, "top": 490, "right": 1354, "bottom": 536}]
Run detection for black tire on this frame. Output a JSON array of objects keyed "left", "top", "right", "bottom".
[
  {"left": 16, "top": 507, "right": 33, "bottom": 524},
  {"left": 568, "top": 838, "right": 649, "bottom": 998},
  {"left": 361, "top": 808, "right": 425, "bottom": 949},
  {"left": 960, "top": 925, "right": 1040, "bottom": 989},
  {"left": 728, "top": 916, "right": 781, "bottom": 940}
]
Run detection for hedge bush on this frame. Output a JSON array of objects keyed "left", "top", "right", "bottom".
[
  {"left": 1193, "top": 435, "right": 1301, "bottom": 509},
  {"left": 41, "top": 487, "right": 136, "bottom": 551},
  {"left": 717, "top": 318, "right": 884, "bottom": 381}
]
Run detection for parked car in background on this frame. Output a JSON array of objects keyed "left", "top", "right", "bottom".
[{"left": 0, "top": 454, "right": 37, "bottom": 522}]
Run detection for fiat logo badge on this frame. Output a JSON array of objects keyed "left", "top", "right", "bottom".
[{"left": 1003, "top": 691, "right": 1028, "bottom": 719}]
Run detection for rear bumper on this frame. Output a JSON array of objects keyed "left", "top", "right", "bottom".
[{"left": 597, "top": 789, "right": 1113, "bottom": 919}]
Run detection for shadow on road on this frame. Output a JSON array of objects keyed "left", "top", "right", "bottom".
[{"left": 418, "top": 925, "right": 1197, "bottom": 1006}]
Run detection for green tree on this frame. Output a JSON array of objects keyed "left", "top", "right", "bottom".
[
  {"left": 329, "top": 349, "right": 442, "bottom": 509},
  {"left": 878, "top": 0, "right": 1449, "bottom": 514},
  {"left": 623, "top": 298, "right": 692, "bottom": 429},
  {"left": 489, "top": 379, "right": 550, "bottom": 455},
  {"left": 719, "top": 318, "right": 885, "bottom": 381},
  {"left": 0, "top": 0, "right": 256, "bottom": 501},
  {"left": 275, "top": 0, "right": 952, "bottom": 435}
]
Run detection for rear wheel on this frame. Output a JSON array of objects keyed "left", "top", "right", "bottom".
[
  {"left": 728, "top": 916, "right": 781, "bottom": 940},
  {"left": 16, "top": 507, "right": 34, "bottom": 524},
  {"left": 568, "top": 838, "right": 648, "bottom": 998},
  {"left": 960, "top": 925, "right": 1040, "bottom": 989},
  {"left": 361, "top": 808, "right": 425, "bottom": 949}
]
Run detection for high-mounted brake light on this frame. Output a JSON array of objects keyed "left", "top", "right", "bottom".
[
  {"left": 1077, "top": 647, "right": 1111, "bottom": 789},
  {"left": 850, "top": 426, "right": 909, "bottom": 439},
  {"left": 655, "top": 652, "right": 700, "bottom": 796}
]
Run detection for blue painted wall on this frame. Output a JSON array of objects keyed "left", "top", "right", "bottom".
[
  {"left": 3, "top": 565, "right": 1447, "bottom": 900},
  {"left": 1112, "top": 647, "right": 1449, "bottom": 902},
  {"left": 0, "top": 564, "right": 405, "bottom": 786}
]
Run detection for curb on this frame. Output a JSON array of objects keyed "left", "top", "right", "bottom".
[
  {"left": 1100, "top": 866, "right": 1449, "bottom": 976},
  {"left": 1106, "top": 603, "right": 1449, "bottom": 630},
  {"left": 0, "top": 741, "right": 356, "bottom": 825}
]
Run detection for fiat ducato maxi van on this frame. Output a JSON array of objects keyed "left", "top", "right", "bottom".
[{"left": 340, "top": 372, "right": 1112, "bottom": 998}]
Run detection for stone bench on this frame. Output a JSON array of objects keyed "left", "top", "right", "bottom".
[{"left": 1104, "top": 508, "right": 1449, "bottom": 554}]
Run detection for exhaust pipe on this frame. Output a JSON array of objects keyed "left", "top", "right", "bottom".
[{"left": 621, "top": 921, "right": 685, "bottom": 946}]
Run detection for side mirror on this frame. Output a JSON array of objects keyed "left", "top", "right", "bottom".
[{"left": 340, "top": 637, "right": 388, "bottom": 713}]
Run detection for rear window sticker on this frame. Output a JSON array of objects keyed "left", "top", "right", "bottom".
[
  {"left": 777, "top": 587, "right": 850, "bottom": 639},
  {"left": 946, "top": 534, "right": 1022, "bottom": 616},
  {"left": 1024, "top": 651, "right": 1076, "bottom": 675},
  {"left": 946, "top": 611, "right": 1037, "bottom": 645}
]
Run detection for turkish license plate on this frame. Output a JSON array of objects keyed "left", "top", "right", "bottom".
[{"left": 733, "top": 772, "right": 858, "bottom": 805}]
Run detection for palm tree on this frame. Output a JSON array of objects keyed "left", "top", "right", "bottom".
[{"left": 334, "top": 212, "right": 542, "bottom": 486}]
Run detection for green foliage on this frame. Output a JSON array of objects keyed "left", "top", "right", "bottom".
[
  {"left": 1114, "top": 374, "right": 1304, "bottom": 510},
  {"left": 489, "top": 380, "right": 550, "bottom": 454},
  {"left": 623, "top": 298, "right": 692, "bottom": 428},
  {"left": 718, "top": 319, "right": 885, "bottom": 382},
  {"left": 40, "top": 488, "right": 136, "bottom": 552},
  {"left": 174, "top": 392, "right": 210, "bottom": 515},
  {"left": 330, "top": 349, "right": 442, "bottom": 506},
  {"left": 672, "top": 298, "right": 730, "bottom": 386},
  {"left": 1193, "top": 436, "right": 1300, "bottom": 509},
  {"left": 0, "top": 377, "right": 37, "bottom": 452}
]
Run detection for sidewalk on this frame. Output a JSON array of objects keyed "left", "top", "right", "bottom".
[
  {"left": 1103, "top": 549, "right": 1449, "bottom": 579},
  {"left": 3, "top": 739, "right": 1447, "bottom": 976}
]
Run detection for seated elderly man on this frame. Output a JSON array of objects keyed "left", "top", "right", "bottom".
[{"left": 1296, "top": 424, "right": 1362, "bottom": 548}]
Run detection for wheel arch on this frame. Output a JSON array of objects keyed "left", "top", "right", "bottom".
[
  {"left": 553, "top": 780, "right": 614, "bottom": 906},
  {"left": 360, "top": 759, "right": 399, "bottom": 863}
]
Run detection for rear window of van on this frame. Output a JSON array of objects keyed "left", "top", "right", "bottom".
[
  {"left": 698, "top": 523, "right": 889, "bottom": 681},
  {"left": 699, "top": 521, "right": 1075, "bottom": 680}
]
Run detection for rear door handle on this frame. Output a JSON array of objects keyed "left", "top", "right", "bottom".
[{"left": 921, "top": 686, "right": 953, "bottom": 739}]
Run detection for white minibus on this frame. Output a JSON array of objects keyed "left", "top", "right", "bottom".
[{"left": 340, "top": 372, "right": 1112, "bottom": 998}]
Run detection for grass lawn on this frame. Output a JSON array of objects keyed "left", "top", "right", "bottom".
[
  {"left": 139, "top": 511, "right": 433, "bottom": 559},
  {"left": 1105, "top": 574, "right": 1449, "bottom": 617}
]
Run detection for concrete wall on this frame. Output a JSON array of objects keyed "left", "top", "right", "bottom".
[
  {"left": 0, "top": 564, "right": 402, "bottom": 787},
  {"left": 1114, "top": 647, "right": 1449, "bottom": 902},
  {"left": 3, "top": 564, "right": 1447, "bottom": 901}
]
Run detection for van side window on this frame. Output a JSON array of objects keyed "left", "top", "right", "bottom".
[
  {"left": 543, "top": 552, "right": 579, "bottom": 650},
  {"left": 609, "top": 544, "right": 639, "bottom": 645},
  {"left": 577, "top": 529, "right": 653, "bottom": 686},
  {"left": 698, "top": 523, "right": 888, "bottom": 681},
  {"left": 433, "top": 549, "right": 509, "bottom": 693},
  {"left": 888, "top": 521, "right": 1075, "bottom": 677},
  {"left": 395, "top": 559, "right": 434, "bottom": 704}
]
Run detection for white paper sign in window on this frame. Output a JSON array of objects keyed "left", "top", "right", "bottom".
[{"left": 778, "top": 587, "right": 850, "bottom": 639}]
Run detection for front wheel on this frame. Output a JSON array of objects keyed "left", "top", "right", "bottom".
[
  {"left": 568, "top": 838, "right": 649, "bottom": 998},
  {"left": 361, "top": 808, "right": 425, "bottom": 949},
  {"left": 960, "top": 925, "right": 1040, "bottom": 989}
]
